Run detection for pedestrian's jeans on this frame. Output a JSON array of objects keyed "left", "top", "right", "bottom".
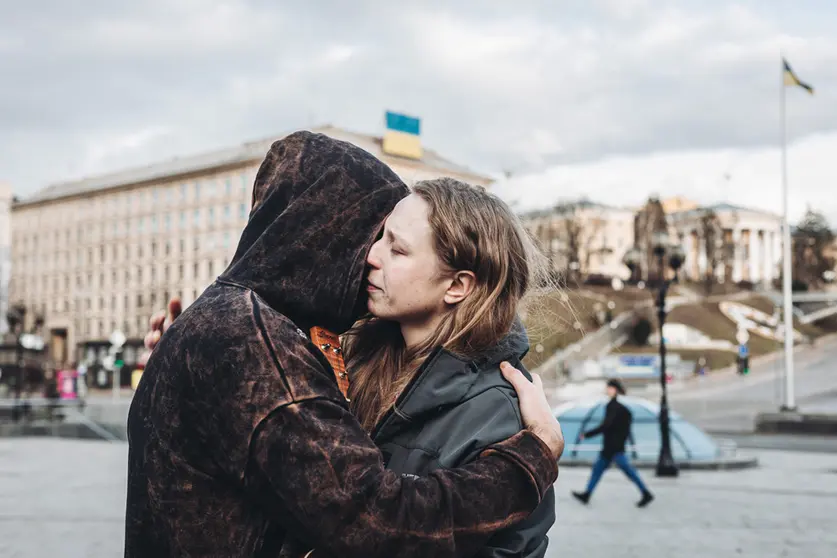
[{"left": 585, "top": 452, "right": 649, "bottom": 495}]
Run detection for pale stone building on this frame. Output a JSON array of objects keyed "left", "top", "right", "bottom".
[
  {"left": 9, "top": 126, "right": 491, "bottom": 373},
  {"left": 522, "top": 200, "right": 636, "bottom": 279},
  {"left": 668, "top": 202, "right": 783, "bottom": 285}
]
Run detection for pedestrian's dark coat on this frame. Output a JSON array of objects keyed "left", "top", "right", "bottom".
[
  {"left": 584, "top": 397, "right": 633, "bottom": 458},
  {"left": 124, "top": 131, "right": 558, "bottom": 558}
]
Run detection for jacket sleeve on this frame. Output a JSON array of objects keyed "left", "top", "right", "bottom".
[
  {"left": 475, "top": 488, "right": 555, "bottom": 558},
  {"left": 234, "top": 318, "right": 558, "bottom": 558},
  {"left": 584, "top": 402, "right": 616, "bottom": 438},
  {"left": 245, "top": 397, "right": 557, "bottom": 558}
]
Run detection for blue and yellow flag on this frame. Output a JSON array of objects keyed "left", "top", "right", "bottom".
[
  {"left": 783, "top": 59, "right": 814, "bottom": 95},
  {"left": 382, "top": 111, "right": 422, "bottom": 159}
]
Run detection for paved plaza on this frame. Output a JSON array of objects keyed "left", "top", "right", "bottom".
[{"left": 1, "top": 438, "right": 836, "bottom": 557}]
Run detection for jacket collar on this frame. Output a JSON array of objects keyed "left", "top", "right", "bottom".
[{"left": 393, "top": 317, "right": 530, "bottom": 423}]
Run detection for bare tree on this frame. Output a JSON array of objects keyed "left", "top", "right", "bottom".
[
  {"left": 793, "top": 209, "right": 835, "bottom": 289},
  {"left": 697, "top": 209, "right": 723, "bottom": 294}
]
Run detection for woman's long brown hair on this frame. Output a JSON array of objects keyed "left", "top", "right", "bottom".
[{"left": 344, "top": 178, "right": 553, "bottom": 432}]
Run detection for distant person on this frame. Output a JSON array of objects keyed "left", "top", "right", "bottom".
[{"left": 571, "top": 379, "right": 654, "bottom": 508}]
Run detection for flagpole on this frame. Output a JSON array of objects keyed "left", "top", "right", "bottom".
[{"left": 780, "top": 56, "right": 796, "bottom": 411}]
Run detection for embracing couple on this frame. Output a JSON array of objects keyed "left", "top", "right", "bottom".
[{"left": 125, "top": 132, "right": 565, "bottom": 558}]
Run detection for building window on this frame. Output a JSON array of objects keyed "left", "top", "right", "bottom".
[
  {"left": 137, "top": 294, "right": 143, "bottom": 307},
  {"left": 179, "top": 239, "right": 185, "bottom": 254},
  {"left": 165, "top": 213, "right": 171, "bottom": 231},
  {"left": 224, "top": 205, "right": 231, "bottom": 221},
  {"left": 208, "top": 207, "right": 215, "bottom": 225},
  {"left": 224, "top": 231, "right": 230, "bottom": 248},
  {"left": 166, "top": 240, "right": 171, "bottom": 255},
  {"left": 225, "top": 178, "right": 232, "bottom": 196},
  {"left": 138, "top": 218, "right": 144, "bottom": 234},
  {"left": 194, "top": 181, "right": 201, "bottom": 200},
  {"left": 179, "top": 263, "right": 184, "bottom": 279},
  {"left": 138, "top": 245, "right": 144, "bottom": 259},
  {"left": 193, "top": 209, "right": 200, "bottom": 227},
  {"left": 181, "top": 183, "right": 187, "bottom": 200},
  {"left": 193, "top": 262, "right": 199, "bottom": 279},
  {"left": 151, "top": 215, "right": 157, "bottom": 232},
  {"left": 180, "top": 211, "right": 186, "bottom": 229},
  {"left": 241, "top": 172, "right": 248, "bottom": 193},
  {"left": 240, "top": 203, "right": 247, "bottom": 220},
  {"left": 153, "top": 188, "right": 159, "bottom": 202}
]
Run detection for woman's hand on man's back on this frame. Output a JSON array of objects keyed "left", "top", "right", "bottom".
[{"left": 500, "top": 362, "right": 565, "bottom": 461}]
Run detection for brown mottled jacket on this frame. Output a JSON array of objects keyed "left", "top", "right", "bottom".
[{"left": 124, "top": 131, "right": 558, "bottom": 558}]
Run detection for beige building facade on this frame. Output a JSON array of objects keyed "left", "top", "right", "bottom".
[
  {"left": 9, "top": 126, "right": 491, "bottom": 372},
  {"left": 522, "top": 200, "right": 636, "bottom": 279}
]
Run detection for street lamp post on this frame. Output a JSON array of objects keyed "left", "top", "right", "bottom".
[{"left": 651, "top": 231, "right": 685, "bottom": 478}]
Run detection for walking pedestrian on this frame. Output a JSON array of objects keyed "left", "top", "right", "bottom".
[{"left": 572, "top": 379, "right": 654, "bottom": 507}]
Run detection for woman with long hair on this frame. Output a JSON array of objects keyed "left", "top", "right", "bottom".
[{"left": 343, "top": 177, "right": 556, "bottom": 557}]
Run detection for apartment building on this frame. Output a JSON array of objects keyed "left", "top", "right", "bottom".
[{"left": 10, "top": 125, "right": 492, "bottom": 372}]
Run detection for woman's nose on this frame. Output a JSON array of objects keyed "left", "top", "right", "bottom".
[{"left": 367, "top": 240, "right": 382, "bottom": 268}]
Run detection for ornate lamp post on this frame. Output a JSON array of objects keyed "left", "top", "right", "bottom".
[{"left": 651, "top": 231, "right": 685, "bottom": 477}]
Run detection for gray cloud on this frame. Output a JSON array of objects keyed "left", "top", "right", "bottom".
[{"left": 2, "top": 0, "right": 837, "bottom": 199}]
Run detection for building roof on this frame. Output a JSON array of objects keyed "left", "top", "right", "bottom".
[
  {"left": 519, "top": 197, "right": 636, "bottom": 220},
  {"left": 16, "top": 125, "right": 492, "bottom": 207},
  {"left": 669, "top": 202, "right": 781, "bottom": 220}
]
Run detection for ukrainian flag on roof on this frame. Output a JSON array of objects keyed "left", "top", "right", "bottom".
[{"left": 382, "top": 111, "right": 422, "bottom": 160}]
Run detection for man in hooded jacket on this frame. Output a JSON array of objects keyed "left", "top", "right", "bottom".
[{"left": 124, "top": 131, "right": 563, "bottom": 558}]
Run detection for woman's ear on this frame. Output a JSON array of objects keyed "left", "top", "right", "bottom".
[{"left": 444, "top": 271, "right": 476, "bottom": 305}]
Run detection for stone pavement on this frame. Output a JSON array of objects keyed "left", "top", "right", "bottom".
[{"left": 1, "top": 439, "right": 835, "bottom": 558}]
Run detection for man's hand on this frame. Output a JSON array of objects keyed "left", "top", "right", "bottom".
[
  {"left": 500, "top": 361, "right": 565, "bottom": 461},
  {"left": 137, "top": 297, "right": 182, "bottom": 367}
]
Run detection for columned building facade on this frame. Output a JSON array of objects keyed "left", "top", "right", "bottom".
[{"left": 669, "top": 203, "right": 783, "bottom": 285}]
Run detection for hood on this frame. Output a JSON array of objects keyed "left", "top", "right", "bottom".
[
  {"left": 392, "top": 317, "right": 531, "bottom": 423},
  {"left": 219, "top": 131, "right": 409, "bottom": 333}
]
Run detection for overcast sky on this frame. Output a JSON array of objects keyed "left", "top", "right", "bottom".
[{"left": 2, "top": 0, "right": 837, "bottom": 223}]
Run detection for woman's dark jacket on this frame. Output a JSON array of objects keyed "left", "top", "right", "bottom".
[
  {"left": 123, "top": 131, "right": 558, "bottom": 558},
  {"left": 372, "top": 320, "right": 556, "bottom": 558}
]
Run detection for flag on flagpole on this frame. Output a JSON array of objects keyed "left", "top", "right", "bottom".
[{"left": 783, "top": 58, "right": 814, "bottom": 94}]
